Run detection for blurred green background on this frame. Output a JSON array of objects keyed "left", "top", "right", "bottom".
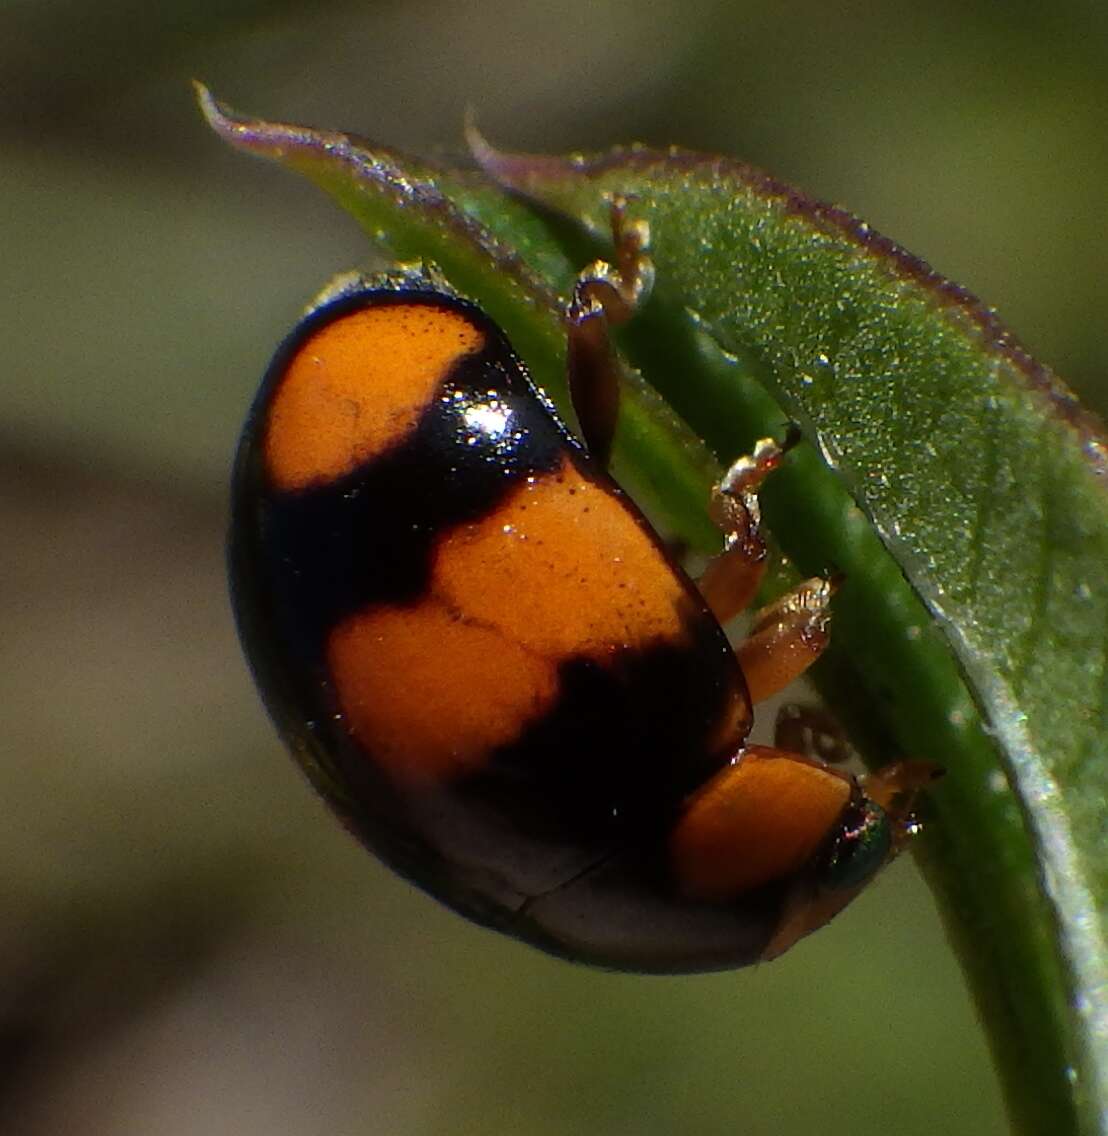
[{"left": 4, "top": 2, "right": 1106, "bottom": 1132}]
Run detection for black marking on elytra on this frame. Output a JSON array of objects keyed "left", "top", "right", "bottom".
[
  {"left": 467, "top": 614, "right": 743, "bottom": 843},
  {"left": 233, "top": 290, "right": 571, "bottom": 671}
]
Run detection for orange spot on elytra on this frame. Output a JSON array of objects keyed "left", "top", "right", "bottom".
[
  {"left": 264, "top": 302, "right": 483, "bottom": 490},
  {"left": 432, "top": 456, "right": 687, "bottom": 657},
  {"left": 327, "top": 602, "right": 558, "bottom": 783}
]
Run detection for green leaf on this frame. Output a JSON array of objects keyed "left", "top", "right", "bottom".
[
  {"left": 197, "top": 89, "right": 1108, "bottom": 1136},
  {"left": 468, "top": 140, "right": 1108, "bottom": 1136}
]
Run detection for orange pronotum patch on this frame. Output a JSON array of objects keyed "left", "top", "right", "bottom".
[
  {"left": 264, "top": 302, "right": 483, "bottom": 491},
  {"left": 671, "top": 746, "right": 851, "bottom": 901}
]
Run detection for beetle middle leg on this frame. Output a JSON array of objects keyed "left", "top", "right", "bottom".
[
  {"left": 735, "top": 576, "right": 837, "bottom": 703},
  {"left": 697, "top": 434, "right": 791, "bottom": 625},
  {"left": 698, "top": 430, "right": 836, "bottom": 702},
  {"left": 565, "top": 195, "right": 654, "bottom": 469}
]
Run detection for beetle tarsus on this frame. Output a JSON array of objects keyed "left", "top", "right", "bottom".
[{"left": 565, "top": 195, "right": 654, "bottom": 469}]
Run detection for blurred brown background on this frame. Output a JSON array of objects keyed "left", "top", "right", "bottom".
[{"left": 3, "top": 2, "right": 1106, "bottom": 1133}]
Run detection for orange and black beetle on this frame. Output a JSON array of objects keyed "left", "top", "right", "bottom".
[{"left": 231, "top": 222, "right": 931, "bottom": 972}]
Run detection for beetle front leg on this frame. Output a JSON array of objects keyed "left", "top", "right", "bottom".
[
  {"left": 566, "top": 196, "right": 654, "bottom": 469},
  {"left": 861, "top": 760, "right": 944, "bottom": 849}
]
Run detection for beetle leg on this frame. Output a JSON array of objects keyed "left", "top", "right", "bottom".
[
  {"left": 861, "top": 760, "right": 944, "bottom": 849},
  {"left": 566, "top": 196, "right": 654, "bottom": 469},
  {"left": 774, "top": 704, "right": 856, "bottom": 765},
  {"left": 736, "top": 576, "right": 836, "bottom": 703},
  {"left": 697, "top": 434, "right": 793, "bottom": 624}
]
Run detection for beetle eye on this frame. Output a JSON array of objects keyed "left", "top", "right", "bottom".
[{"left": 821, "top": 799, "right": 892, "bottom": 892}]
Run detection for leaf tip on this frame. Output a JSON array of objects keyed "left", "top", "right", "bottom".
[
  {"left": 192, "top": 84, "right": 296, "bottom": 160},
  {"left": 463, "top": 110, "right": 495, "bottom": 171},
  {"left": 465, "top": 123, "right": 589, "bottom": 198},
  {"left": 193, "top": 81, "right": 236, "bottom": 140}
]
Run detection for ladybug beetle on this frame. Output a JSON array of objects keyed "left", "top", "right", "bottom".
[{"left": 230, "top": 200, "right": 933, "bottom": 972}]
